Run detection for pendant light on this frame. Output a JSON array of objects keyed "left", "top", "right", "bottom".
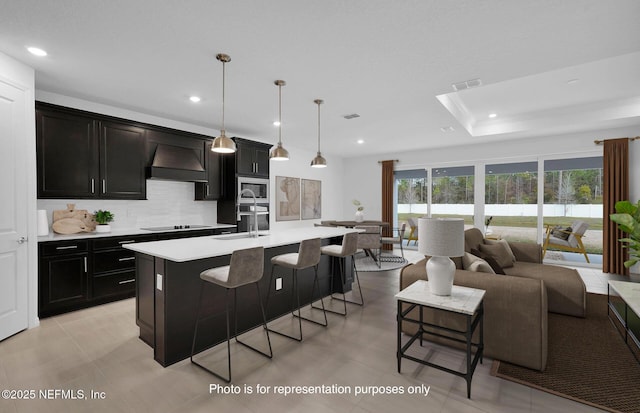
[
  {"left": 310, "top": 99, "right": 327, "bottom": 168},
  {"left": 269, "top": 80, "right": 289, "bottom": 161},
  {"left": 211, "top": 53, "right": 236, "bottom": 153}
]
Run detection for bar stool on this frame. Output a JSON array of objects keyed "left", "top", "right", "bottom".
[
  {"left": 266, "top": 238, "right": 327, "bottom": 341},
  {"left": 190, "top": 246, "right": 272, "bottom": 383},
  {"left": 314, "top": 231, "right": 363, "bottom": 316}
]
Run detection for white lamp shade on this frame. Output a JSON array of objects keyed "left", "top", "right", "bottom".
[{"left": 418, "top": 218, "right": 464, "bottom": 257}]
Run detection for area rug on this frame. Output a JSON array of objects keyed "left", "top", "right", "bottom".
[
  {"left": 491, "top": 293, "right": 640, "bottom": 413},
  {"left": 355, "top": 253, "right": 408, "bottom": 272}
]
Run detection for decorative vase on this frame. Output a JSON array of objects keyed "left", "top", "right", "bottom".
[
  {"left": 355, "top": 210, "right": 364, "bottom": 223},
  {"left": 95, "top": 224, "right": 111, "bottom": 233}
]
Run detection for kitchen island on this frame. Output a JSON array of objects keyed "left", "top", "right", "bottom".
[{"left": 124, "top": 226, "right": 358, "bottom": 367}]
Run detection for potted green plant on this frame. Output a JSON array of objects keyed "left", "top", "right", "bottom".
[
  {"left": 609, "top": 200, "right": 640, "bottom": 268},
  {"left": 94, "top": 210, "right": 115, "bottom": 233}
]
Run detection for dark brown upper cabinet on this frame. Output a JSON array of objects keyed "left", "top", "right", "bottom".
[
  {"left": 36, "top": 103, "right": 146, "bottom": 199},
  {"left": 235, "top": 138, "right": 270, "bottom": 178},
  {"left": 195, "top": 140, "right": 222, "bottom": 200}
]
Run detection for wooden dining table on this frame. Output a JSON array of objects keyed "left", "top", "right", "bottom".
[{"left": 321, "top": 220, "right": 391, "bottom": 263}]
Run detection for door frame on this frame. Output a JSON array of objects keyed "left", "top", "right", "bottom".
[{"left": 0, "top": 52, "right": 39, "bottom": 336}]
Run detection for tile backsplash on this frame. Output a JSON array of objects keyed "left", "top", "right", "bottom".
[{"left": 37, "top": 180, "right": 217, "bottom": 229}]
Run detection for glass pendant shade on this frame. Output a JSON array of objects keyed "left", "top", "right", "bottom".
[
  {"left": 270, "top": 80, "right": 289, "bottom": 161},
  {"left": 211, "top": 53, "right": 236, "bottom": 154}
]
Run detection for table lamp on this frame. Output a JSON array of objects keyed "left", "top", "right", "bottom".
[{"left": 418, "top": 218, "right": 465, "bottom": 296}]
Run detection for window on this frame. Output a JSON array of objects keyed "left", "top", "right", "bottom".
[
  {"left": 543, "top": 156, "right": 603, "bottom": 263},
  {"left": 485, "top": 162, "right": 538, "bottom": 243},
  {"left": 431, "top": 166, "right": 474, "bottom": 226},
  {"left": 395, "top": 169, "right": 427, "bottom": 230}
]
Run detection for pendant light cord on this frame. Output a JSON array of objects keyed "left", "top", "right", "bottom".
[
  {"left": 317, "top": 102, "right": 321, "bottom": 152},
  {"left": 221, "top": 61, "right": 226, "bottom": 131},
  {"left": 278, "top": 83, "right": 282, "bottom": 144}
]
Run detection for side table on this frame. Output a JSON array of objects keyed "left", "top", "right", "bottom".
[{"left": 396, "top": 280, "right": 485, "bottom": 398}]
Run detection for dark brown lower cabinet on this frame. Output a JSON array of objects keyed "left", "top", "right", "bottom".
[
  {"left": 39, "top": 241, "right": 89, "bottom": 317},
  {"left": 38, "top": 228, "right": 236, "bottom": 317}
]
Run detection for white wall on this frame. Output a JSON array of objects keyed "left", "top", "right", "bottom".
[
  {"left": 269, "top": 146, "right": 345, "bottom": 231},
  {"left": 36, "top": 91, "right": 347, "bottom": 231}
]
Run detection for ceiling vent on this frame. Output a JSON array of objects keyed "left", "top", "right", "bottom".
[
  {"left": 343, "top": 113, "right": 360, "bottom": 119},
  {"left": 451, "top": 78, "right": 482, "bottom": 92}
]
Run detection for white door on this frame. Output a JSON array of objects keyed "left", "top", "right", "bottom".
[{"left": 0, "top": 70, "right": 30, "bottom": 341}]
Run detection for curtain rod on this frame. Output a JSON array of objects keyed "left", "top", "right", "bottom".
[
  {"left": 594, "top": 136, "right": 640, "bottom": 145},
  {"left": 378, "top": 159, "right": 399, "bottom": 164}
]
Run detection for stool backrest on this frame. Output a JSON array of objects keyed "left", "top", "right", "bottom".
[
  {"left": 228, "top": 246, "right": 265, "bottom": 285},
  {"left": 341, "top": 231, "right": 359, "bottom": 256},
  {"left": 297, "top": 238, "right": 321, "bottom": 268}
]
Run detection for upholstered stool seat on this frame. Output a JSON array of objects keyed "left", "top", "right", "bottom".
[
  {"left": 315, "top": 231, "right": 363, "bottom": 316},
  {"left": 266, "top": 238, "right": 327, "bottom": 341},
  {"left": 191, "top": 246, "right": 272, "bottom": 382}
]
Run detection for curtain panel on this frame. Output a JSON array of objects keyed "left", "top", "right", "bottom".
[
  {"left": 381, "top": 160, "right": 395, "bottom": 250},
  {"left": 603, "top": 138, "right": 629, "bottom": 275}
]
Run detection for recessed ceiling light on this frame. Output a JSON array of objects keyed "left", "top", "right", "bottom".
[
  {"left": 189, "top": 96, "right": 201, "bottom": 103},
  {"left": 488, "top": 113, "right": 497, "bottom": 118},
  {"left": 343, "top": 113, "right": 360, "bottom": 120},
  {"left": 357, "top": 139, "right": 364, "bottom": 144},
  {"left": 273, "top": 121, "right": 280, "bottom": 127},
  {"left": 27, "top": 47, "right": 47, "bottom": 57},
  {"left": 567, "top": 78, "right": 580, "bottom": 85},
  {"left": 440, "top": 126, "right": 455, "bottom": 132}
]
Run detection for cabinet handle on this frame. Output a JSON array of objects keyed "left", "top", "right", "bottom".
[
  {"left": 84, "top": 257, "right": 87, "bottom": 273},
  {"left": 102, "top": 179, "right": 106, "bottom": 193},
  {"left": 118, "top": 279, "right": 135, "bottom": 285},
  {"left": 118, "top": 240, "right": 135, "bottom": 244},
  {"left": 118, "top": 257, "right": 136, "bottom": 262},
  {"left": 91, "top": 178, "right": 95, "bottom": 194},
  {"left": 56, "top": 245, "right": 78, "bottom": 250},
  {"left": 206, "top": 184, "right": 210, "bottom": 196}
]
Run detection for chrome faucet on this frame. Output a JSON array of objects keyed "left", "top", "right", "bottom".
[{"left": 238, "top": 188, "right": 259, "bottom": 238}]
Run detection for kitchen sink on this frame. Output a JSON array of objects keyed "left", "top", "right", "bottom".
[{"left": 215, "top": 233, "right": 269, "bottom": 240}]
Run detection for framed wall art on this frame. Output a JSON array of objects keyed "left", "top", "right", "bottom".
[
  {"left": 275, "top": 176, "right": 300, "bottom": 221},
  {"left": 301, "top": 179, "right": 321, "bottom": 220}
]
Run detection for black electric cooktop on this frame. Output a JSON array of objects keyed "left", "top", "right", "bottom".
[{"left": 140, "top": 224, "right": 213, "bottom": 232}]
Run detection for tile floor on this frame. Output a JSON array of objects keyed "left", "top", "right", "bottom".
[{"left": 0, "top": 250, "right": 636, "bottom": 413}]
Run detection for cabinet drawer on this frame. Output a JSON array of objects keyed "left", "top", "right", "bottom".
[
  {"left": 93, "top": 249, "right": 136, "bottom": 273},
  {"left": 93, "top": 235, "right": 156, "bottom": 250},
  {"left": 41, "top": 241, "right": 89, "bottom": 257},
  {"left": 93, "top": 271, "right": 136, "bottom": 298}
]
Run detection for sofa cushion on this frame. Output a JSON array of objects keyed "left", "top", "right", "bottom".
[
  {"left": 479, "top": 242, "right": 514, "bottom": 269},
  {"left": 464, "top": 227, "right": 485, "bottom": 252},
  {"left": 470, "top": 248, "right": 506, "bottom": 274},
  {"left": 484, "top": 238, "right": 516, "bottom": 262},
  {"left": 551, "top": 225, "right": 572, "bottom": 240},
  {"left": 503, "top": 261, "right": 586, "bottom": 317},
  {"left": 462, "top": 252, "right": 495, "bottom": 274}
]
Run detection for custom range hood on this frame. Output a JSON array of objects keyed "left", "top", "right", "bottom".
[{"left": 146, "top": 144, "right": 207, "bottom": 182}]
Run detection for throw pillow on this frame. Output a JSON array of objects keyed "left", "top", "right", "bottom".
[
  {"left": 470, "top": 248, "right": 506, "bottom": 275},
  {"left": 478, "top": 242, "right": 514, "bottom": 269},
  {"left": 551, "top": 226, "right": 572, "bottom": 240},
  {"left": 483, "top": 238, "right": 517, "bottom": 262},
  {"left": 462, "top": 252, "right": 496, "bottom": 274}
]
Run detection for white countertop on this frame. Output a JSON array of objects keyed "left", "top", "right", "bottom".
[
  {"left": 395, "top": 280, "right": 486, "bottom": 315},
  {"left": 609, "top": 280, "right": 640, "bottom": 316},
  {"left": 37, "top": 224, "right": 237, "bottom": 243},
  {"left": 123, "top": 226, "right": 360, "bottom": 262}
]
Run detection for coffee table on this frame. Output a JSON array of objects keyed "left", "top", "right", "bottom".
[{"left": 395, "top": 280, "right": 485, "bottom": 398}]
